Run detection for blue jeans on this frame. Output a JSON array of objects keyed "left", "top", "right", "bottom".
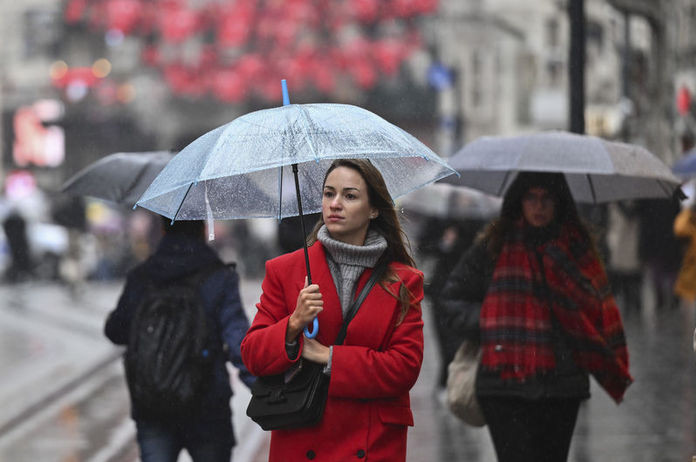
[{"left": 136, "top": 419, "right": 233, "bottom": 462}]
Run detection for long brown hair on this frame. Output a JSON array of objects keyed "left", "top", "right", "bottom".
[
  {"left": 307, "top": 159, "right": 419, "bottom": 321},
  {"left": 480, "top": 172, "right": 596, "bottom": 257}
]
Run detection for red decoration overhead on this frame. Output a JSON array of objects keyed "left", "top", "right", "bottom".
[
  {"left": 51, "top": 66, "right": 101, "bottom": 88},
  {"left": 211, "top": 68, "right": 245, "bottom": 102},
  {"left": 64, "top": 0, "right": 88, "bottom": 24},
  {"left": 61, "top": 0, "right": 439, "bottom": 102},
  {"left": 159, "top": 4, "right": 199, "bottom": 43},
  {"left": 105, "top": 0, "right": 142, "bottom": 34},
  {"left": 677, "top": 86, "right": 692, "bottom": 116}
]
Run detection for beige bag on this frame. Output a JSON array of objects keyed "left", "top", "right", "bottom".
[{"left": 446, "top": 340, "right": 486, "bottom": 427}]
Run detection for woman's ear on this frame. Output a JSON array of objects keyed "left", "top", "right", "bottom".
[{"left": 369, "top": 208, "right": 379, "bottom": 219}]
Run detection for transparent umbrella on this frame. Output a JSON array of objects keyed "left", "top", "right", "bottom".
[
  {"left": 136, "top": 81, "right": 456, "bottom": 336},
  {"left": 136, "top": 113, "right": 454, "bottom": 221}
]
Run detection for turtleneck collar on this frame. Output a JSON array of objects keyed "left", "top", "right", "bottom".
[{"left": 317, "top": 224, "right": 387, "bottom": 267}]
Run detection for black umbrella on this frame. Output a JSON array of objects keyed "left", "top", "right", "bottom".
[{"left": 62, "top": 151, "right": 174, "bottom": 207}]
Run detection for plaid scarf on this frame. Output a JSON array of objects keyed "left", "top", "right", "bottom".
[{"left": 480, "top": 220, "right": 633, "bottom": 403}]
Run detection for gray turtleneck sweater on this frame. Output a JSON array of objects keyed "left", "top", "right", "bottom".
[{"left": 317, "top": 225, "right": 388, "bottom": 317}]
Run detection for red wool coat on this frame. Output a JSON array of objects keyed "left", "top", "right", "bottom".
[{"left": 241, "top": 241, "right": 424, "bottom": 462}]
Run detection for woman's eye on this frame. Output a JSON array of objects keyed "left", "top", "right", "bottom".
[
  {"left": 345, "top": 193, "right": 356, "bottom": 200},
  {"left": 323, "top": 191, "right": 334, "bottom": 198}
]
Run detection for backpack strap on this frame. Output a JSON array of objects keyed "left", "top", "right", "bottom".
[
  {"left": 334, "top": 258, "right": 389, "bottom": 346},
  {"left": 180, "top": 261, "right": 237, "bottom": 356}
]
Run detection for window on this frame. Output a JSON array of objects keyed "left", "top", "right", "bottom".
[
  {"left": 546, "top": 18, "right": 559, "bottom": 48},
  {"left": 23, "top": 9, "right": 62, "bottom": 59}
]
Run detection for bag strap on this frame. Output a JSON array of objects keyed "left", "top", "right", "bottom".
[{"left": 334, "top": 258, "right": 389, "bottom": 346}]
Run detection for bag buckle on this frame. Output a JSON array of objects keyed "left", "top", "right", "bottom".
[{"left": 268, "top": 388, "right": 286, "bottom": 404}]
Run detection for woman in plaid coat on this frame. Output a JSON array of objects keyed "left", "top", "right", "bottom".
[{"left": 440, "top": 172, "right": 632, "bottom": 462}]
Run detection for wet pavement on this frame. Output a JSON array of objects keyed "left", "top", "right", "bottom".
[
  {"left": 407, "top": 298, "right": 696, "bottom": 462},
  {"left": 0, "top": 277, "right": 694, "bottom": 461}
]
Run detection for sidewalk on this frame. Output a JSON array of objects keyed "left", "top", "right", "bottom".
[
  {"left": 3, "top": 278, "right": 694, "bottom": 461},
  {"left": 0, "top": 281, "right": 122, "bottom": 437},
  {"left": 0, "top": 278, "right": 268, "bottom": 462}
]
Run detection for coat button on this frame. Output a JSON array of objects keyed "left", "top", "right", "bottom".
[
  {"left": 357, "top": 449, "right": 365, "bottom": 458},
  {"left": 306, "top": 450, "right": 316, "bottom": 460}
]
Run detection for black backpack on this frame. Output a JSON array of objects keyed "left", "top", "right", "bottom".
[{"left": 124, "top": 264, "right": 225, "bottom": 418}]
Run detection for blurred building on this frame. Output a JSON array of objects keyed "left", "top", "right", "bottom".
[
  {"left": 425, "top": 0, "right": 658, "bottom": 153},
  {"left": 0, "top": 0, "right": 158, "bottom": 190},
  {"left": 5, "top": 0, "right": 696, "bottom": 177},
  {"left": 669, "top": 1, "right": 696, "bottom": 155},
  {"left": 1, "top": 0, "right": 443, "bottom": 184}
]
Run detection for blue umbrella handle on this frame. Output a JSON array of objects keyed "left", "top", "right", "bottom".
[{"left": 304, "top": 318, "right": 319, "bottom": 338}]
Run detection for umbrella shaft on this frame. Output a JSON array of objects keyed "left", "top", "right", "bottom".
[{"left": 292, "top": 163, "right": 313, "bottom": 285}]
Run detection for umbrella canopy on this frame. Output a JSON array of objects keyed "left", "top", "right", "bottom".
[
  {"left": 135, "top": 103, "right": 456, "bottom": 220},
  {"left": 62, "top": 151, "right": 174, "bottom": 207},
  {"left": 440, "top": 131, "right": 680, "bottom": 203},
  {"left": 398, "top": 183, "right": 500, "bottom": 221}
]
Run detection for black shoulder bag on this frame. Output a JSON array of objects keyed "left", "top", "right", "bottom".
[{"left": 246, "top": 259, "right": 389, "bottom": 431}]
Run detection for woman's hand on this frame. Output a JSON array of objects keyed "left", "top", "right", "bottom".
[
  {"left": 286, "top": 277, "right": 323, "bottom": 342},
  {"left": 301, "top": 338, "right": 330, "bottom": 365}
]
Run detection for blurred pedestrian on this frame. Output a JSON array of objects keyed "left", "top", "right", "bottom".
[
  {"left": 423, "top": 219, "right": 486, "bottom": 391},
  {"left": 440, "top": 172, "right": 632, "bottom": 462},
  {"left": 277, "top": 213, "right": 321, "bottom": 254},
  {"left": 2, "top": 210, "right": 33, "bottom": 282},
  {"left": 104, "top": 218, "right": 255, "bottom": 462},
  {"left": 637, "top": 198, "right": 683, "bottom": 309},
  {"left": 241, "top": 159, "right": 424, "bottom": 462},
  {"left": 673, "top": 201, "right": 696, "bottom": 305},
  {"left": 606, "top": 201, "right": 642, "bottom": 311}
]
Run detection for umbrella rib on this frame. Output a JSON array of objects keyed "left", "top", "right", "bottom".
[
  {"left": 656, "top": 179, "right": 674, "bottom": 198},
  {"left": 124, "top": 163, "right": 149, "bottom": 198},
  {"left": 587, "top": 174, "right": 597, "bottom": 204},
  {"left": 296, "top": 105, "right": 322, "bottom": 161},
  {"left": 496, "top": 171, "right": 511, "bottom": 196},
  {"left": 172, "top": 183, "right": 194, "bottom": 222}
]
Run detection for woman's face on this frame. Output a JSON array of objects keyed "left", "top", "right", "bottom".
[
  {"left": 322, "top": 166, "right": 377, "bottom": 246},
  {"left": 521, "top": 186, "right": 556, "bottom": 227}
]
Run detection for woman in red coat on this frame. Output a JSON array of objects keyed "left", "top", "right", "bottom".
[{"left": 241, "top": 159, "right": 424, "bottom": 462}]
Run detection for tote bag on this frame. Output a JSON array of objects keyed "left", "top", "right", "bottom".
[{"left": 446, "top": 339, "right": 486, "bottom": 427}]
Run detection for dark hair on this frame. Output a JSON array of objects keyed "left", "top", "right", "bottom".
[
  {"left": 480, "top": 172, "right": 592, "bottom": 256},
  {"left": 308, "top": 159, "right": 415, "bottom": 267},
  {"left": 308, "top": 159, "right": 419, "bottom": 322},
  {"left": 160, "top": 217, "right": 205, "bottom": 239}
]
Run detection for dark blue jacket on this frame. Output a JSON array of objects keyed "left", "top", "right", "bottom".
[{"left": 104, "top": 233, "right": 255, "bottom": 439}]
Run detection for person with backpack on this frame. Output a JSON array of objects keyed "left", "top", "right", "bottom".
[{"left": 104, "top": 218, "right": 255, "bottom": 462}]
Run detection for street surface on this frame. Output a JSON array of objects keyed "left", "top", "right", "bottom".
[{"left": 0, "top": 276, "right": 694, "bottom": 461}]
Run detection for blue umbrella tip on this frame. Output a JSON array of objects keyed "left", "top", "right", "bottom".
[{"left": 281, "top": 79, "right": 290, "bottom": 106}]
